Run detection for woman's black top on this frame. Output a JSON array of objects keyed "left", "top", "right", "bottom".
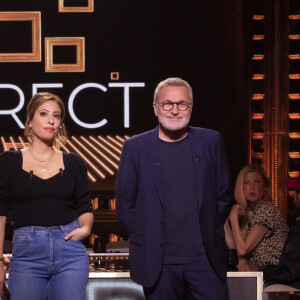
[{"left": 0, "top": 150, "right": 93, "bottom": 228}]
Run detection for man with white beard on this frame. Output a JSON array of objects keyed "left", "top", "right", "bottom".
[{"left": 115, "top": 77, "right": 233, "bottom": 300}]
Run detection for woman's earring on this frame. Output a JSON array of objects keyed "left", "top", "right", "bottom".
[
  {"left": 28, "top": 126, "right": 32, "bottom": 138},
  {"left": 57, "top": 125, "right": 63, "bottom": 138}
]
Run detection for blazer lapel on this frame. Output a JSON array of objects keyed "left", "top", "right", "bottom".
[
  {"left": 188, "top": 128, "right": 204, "bottom": 211},
  {"left": 150, "top": 127, "right": 165, "bottom": 208}
]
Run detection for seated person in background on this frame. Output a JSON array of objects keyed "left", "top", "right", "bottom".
[
  {"left": 264, "top": 174, "right": 300, "bottom": 289},
  {"left": 224, "top": 164, "right": 288, "bottom": 273}
]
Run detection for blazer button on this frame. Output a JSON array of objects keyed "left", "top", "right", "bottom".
[
  {"left": 159, "top": 242, "right": 163, "bottom": 247},
  {"left": 160, "top": 222, "right": 164, "bottom": 226}
]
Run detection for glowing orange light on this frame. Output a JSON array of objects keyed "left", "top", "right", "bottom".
[
  {"left": 289, "top": 15, "right": 300, "bottom": 20},
  {"left": 289, "top": 133, "right": 300, "bottom": 139},
  {"left": 289, "top": 94, "right": 300, "bottom": 100},
  {"left": 72, "top": 136, "right": 114, "bottom": 175},
  {"left": 0, "top": 137, "right": 7, "bottom": 151},
  {"left": 252, "top": 133, "right": 264, "bottom": 139},
  {"left": 67, "top": 138, "right": 106, "bottom": 179},
  {"left": 289, "top": 152, "right": 300, "bottom": 159},
  {"left": 9, "top": 136, "right": 17, "bottom": 150},
  {"left": 289, "top": 74, "right": 300, "bottom": 79},
  {"left": 252, "top": 94, "right": 264, "bottom": 100},
  {"left": 116, "top": 135, "right": 126, "bottom": 143},
  {"left": 289, "top": 54, "right": 300, "bottom": 59},
  {"left": 252, "top": 74, "right": 264, "bottom": 80},
  {"left": 289, "top": 113, "right": 300, "bottom": 120},
  {"left": 98, "top": 136, "right": 122, "bottom": 154},
  {"left": 252, "top": 54, "right": 264, "bottom": 60},
  {"left": 89, "top": 137, "right": 120, "bottom": 161},
  {"left": 80, "top": 136, "right": 119, "bottom": 169},
  {"left": 107, "top": 136, "right": 123, "bottom": 148},
  {"left": 252, "top": 113, "right": 264, "bottom": 120},
  {"left": 56, "top": 139, "right": 97, "bottom": 182},
  {"left": 253, "top": 15, "right": 265, "bottom": 20},
  {"left": 289, "top": 35, "right": 300, "bottom": 40},
  {"left": 253, "top": 35, "right": 265, "bottom": 40}
]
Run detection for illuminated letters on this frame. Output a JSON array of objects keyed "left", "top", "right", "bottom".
[
  {"left": 32, "top": 83, "right": 63, "bottom": 95},
  {"left": 108, "top": 82, "right": 145, "bottom": 128},
  {"left": 0, "top": 82, "right": 145, "bottom": 129},
  {"left": 0, "top": 84, "right": 25, "bottom": 128},
  {"left": 68, "top": 83, "right": 108, "bottom": 129}
]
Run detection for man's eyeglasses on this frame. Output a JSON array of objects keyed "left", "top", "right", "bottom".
[{"left": 155, "top": 101, "right": 193, "bottom": 111}]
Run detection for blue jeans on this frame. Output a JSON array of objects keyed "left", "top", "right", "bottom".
[{"left": 8, "top": 220, "right": 89, "bottom": 300}]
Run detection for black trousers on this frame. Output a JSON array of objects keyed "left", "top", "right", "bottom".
[{"left": 143, "top": 257, "right": 228, "bottom": 300}]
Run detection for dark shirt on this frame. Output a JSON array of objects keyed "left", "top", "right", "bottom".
[
  {"left": 265, "top": 218, "right": 300, "bottom": 289},
  {"left": 0, "top": 150, "right": 93, "bottom": 227},
  {"left": 160, "top": 136, "right": 204, "bottom": 264}
]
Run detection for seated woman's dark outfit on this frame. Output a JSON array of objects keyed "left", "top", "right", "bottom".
[{"left": 264, "top": 216, "right": 300, "bottom": 289}]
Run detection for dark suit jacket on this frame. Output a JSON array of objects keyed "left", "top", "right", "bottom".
[{"left": 115, "top": 126, "right": 233, "bottom": 287}]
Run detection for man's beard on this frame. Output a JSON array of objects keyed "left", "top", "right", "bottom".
[{"left": 157, "top": 111, "right": 190, "bottom": 132}]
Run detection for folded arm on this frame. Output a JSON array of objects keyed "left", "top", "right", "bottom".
[{"left": 229, "top": 205, "right": 267, "bottom": 256}]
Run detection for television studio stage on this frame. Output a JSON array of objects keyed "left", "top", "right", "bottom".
[{"left": 0, "top": 1, "right": 299, "bottom": 300}]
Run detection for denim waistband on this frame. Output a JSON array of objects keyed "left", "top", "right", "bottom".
[{"left": 14, "top": 220, "right": 79, "bottom": 233}]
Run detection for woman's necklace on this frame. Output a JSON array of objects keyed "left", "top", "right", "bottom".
[{"left": 28, "top": 146, "right": 55, "bottom": 173}]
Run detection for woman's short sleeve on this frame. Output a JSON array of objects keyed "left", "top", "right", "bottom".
[
  {"left": 250, "top": 201, "right": 280, "bottom": 237},
  {"left": 69, "top": 153, "right": 93, "bottom": 216},
  {"left": 0, "top": 151, "right": 12, "bottom": 216}
]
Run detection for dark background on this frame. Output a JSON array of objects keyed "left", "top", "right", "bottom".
[{"left": 0, "top": 0, "right": 246, "bottom": 180}]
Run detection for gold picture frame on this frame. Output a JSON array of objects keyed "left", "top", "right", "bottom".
[
  {"left": 45, "top": 37, "right": 85, "bottom": 72},
  {"left": 0, "top": 12, "right": 41, "bottom": 62},
  {"left": 58, "top": 0, "right": 94, "bottom": 13},
  {"left": 111, "top": 72, "right": 120, "bottom": 80}
]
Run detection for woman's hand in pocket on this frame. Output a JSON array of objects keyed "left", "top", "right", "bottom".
[{"left": 64, "top": 225, "right": 90, "bottom": 241}]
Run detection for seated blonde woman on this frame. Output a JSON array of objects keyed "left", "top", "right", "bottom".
[{"left": 225, "top": 164, "right": 288, "bottom": 272}]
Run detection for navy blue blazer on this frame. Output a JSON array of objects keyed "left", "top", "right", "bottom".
[{"left": 115, "top": 126, "right": 233, "bottom": 287}]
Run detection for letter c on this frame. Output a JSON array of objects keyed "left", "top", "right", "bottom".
[{"left": 68, "top": 83, "right": 108, "bottom": 128}]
